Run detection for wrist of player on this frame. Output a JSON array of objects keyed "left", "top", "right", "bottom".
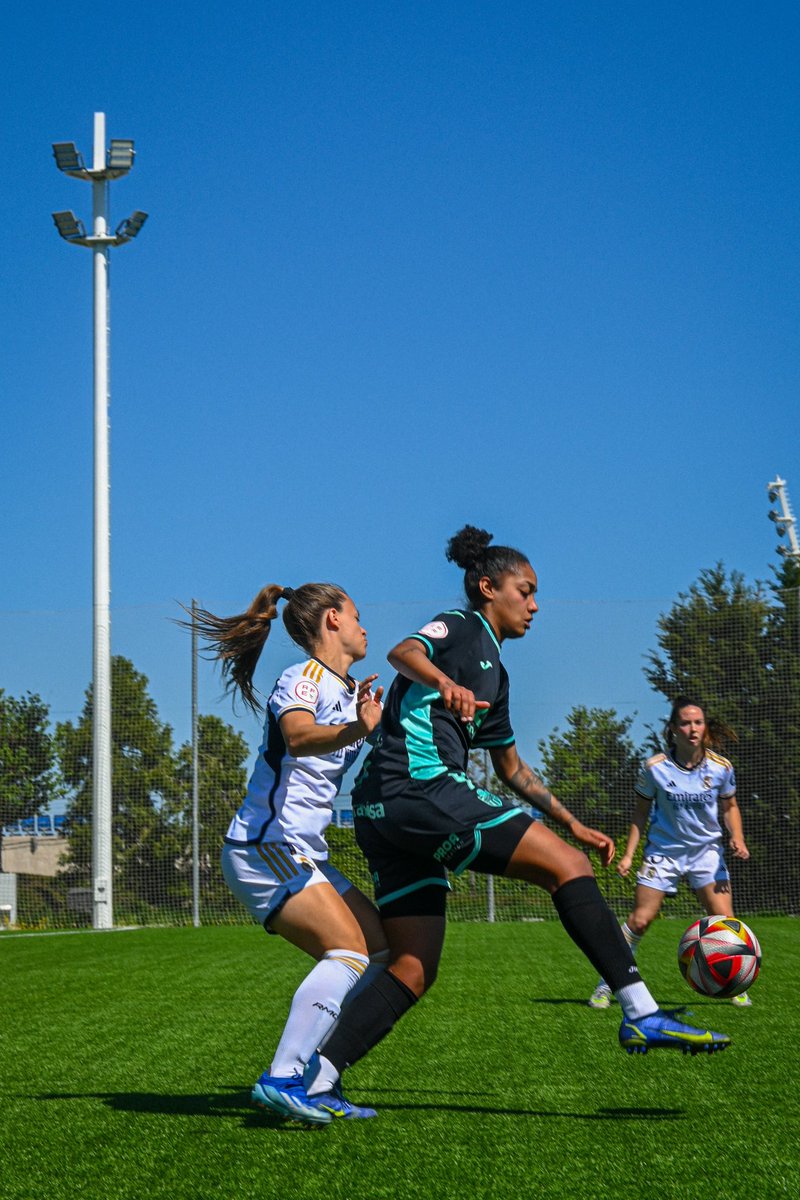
[{"left": 349, "top": 717, "right": 369, "bottom": 741}]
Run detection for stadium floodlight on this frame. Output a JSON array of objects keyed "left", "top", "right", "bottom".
[
  {"left": 52, "top": 141, "right": 87, "bottom": 176},
  {"left": 107, "top": 139, "right": 135, "bottom": 176},
  {"left": 50, "top": 112, "right": 148, "bottom": 932},
  {"left": 766, "top": 476, "right": 800, "bottom": 562},
  {"left": 114, "top": 210, "right": 149, "bottom": 242},
  {"left": 52, "top": 210, "right": 88, "bottom": 242}
]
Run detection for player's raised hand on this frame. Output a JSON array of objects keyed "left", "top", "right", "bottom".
[
  {"left": 356, "top": 674, "right": 384, "bottom": 734},
  {"left": 571, "top": 821, "right": 616, "bottom": 868}
]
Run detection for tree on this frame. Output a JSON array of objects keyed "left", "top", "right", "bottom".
[
  {"left": 644, "top": 562, "right": 800, "bottom": 913},
  {"left": 174, "top": 714, "right": 250, "bottom": 911},
  {"left": 537, "top": 705, "right": 641, "bottom": 843},
  {"left": 0, "top": 690, "right": 59, "bottom": 863},
  {"left": 56, "top": 657, "right": 183, "bottom": 914},
  {"left": 644, "top": 564, "right": 773, "bottom": 729}
]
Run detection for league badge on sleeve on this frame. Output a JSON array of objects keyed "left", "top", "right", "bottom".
[
  {"left": 419, "top": 621, "right": 448, "bottom": 638},
  {"left": 294, "top": 679, "right": 319, "bottom": 704}
]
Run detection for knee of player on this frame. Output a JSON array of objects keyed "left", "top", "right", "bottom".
[
  {"left": 389, "top": 954, "right": 437, "bottom": 998},
  {"left": 628, "top": 912, "right": 652, "bottom": 936},
  {"left": 559, "top": 847, "right": 594, "bottom": 884}
]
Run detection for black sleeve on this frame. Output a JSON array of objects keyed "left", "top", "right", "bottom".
[
  {"left": 473, "top": 665, "right": 515, "bottom": 747},
  {"left": 407, "top": 611, "right": 476, "bottom": 672}
]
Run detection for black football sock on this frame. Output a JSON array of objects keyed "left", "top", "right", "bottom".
[
  {"left": 317, "top": 968, "right": 418, "bottom": 1074},
  {"left": 552, "top": 876, "right": 643, "bottom": 992}
]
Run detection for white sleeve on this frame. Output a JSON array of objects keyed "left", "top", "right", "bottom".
[
  {"left": 720, "top": 762, "right": 737, "bottom": 800},
  {"left": 635, "top": 762, "right": 657, "bottom": 801},
  {"left": 270, "top": 664, "right": 322, "bottom": 721}
]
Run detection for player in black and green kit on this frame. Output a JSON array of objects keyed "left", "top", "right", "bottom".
[
  {"left": 296, "top": 526, "right": 731, "bottom": 1121},
  {"left": 352, "top": 599, "right": 525, "bottom": 893}
]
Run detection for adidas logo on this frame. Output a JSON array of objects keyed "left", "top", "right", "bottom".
[{"left": 332, "top": 701, "right": 342, "bottom": 713}]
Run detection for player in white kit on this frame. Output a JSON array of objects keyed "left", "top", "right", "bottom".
[
  {"left": 589, "top": 697, "right": 752, "bottom": 1009},
  {"left": 189, "top": 582, "right": 387, "bottom": 1125}
]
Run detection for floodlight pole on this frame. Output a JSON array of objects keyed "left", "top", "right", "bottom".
[
  {"left": 51, "top": 112, "right": 148, "bottom": 931},
  {"left": 191, "top": 600, "right": 201, "bottom": 928},
  {"left": 92, "top": 113, "right": 113, "bottom": 931},
  {"left": 767, "top": 476, "right": 800, "bottom": 561}
]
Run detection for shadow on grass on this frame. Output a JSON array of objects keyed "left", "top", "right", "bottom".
[
  {"left": 529, "top": 997, "right": 722, "bottom": 1009},
  {"left": 28, "top": 1088, "right": 686, "bottom": 1123},
  {"left": 31, "top": 1086, "right": 252, "bottom": 1117}
]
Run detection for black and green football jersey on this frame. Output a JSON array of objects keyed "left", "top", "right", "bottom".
[{"left": 371, "top": 608, "right": 515, "bottom": 781}]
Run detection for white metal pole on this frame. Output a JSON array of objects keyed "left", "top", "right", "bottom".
[
  {"left": 483, "top": 751, "right": 496, "bottom": 922},
  {"left": 92, "top": 111, "right": 113, "bottom": 929},
  {"left": 191, "top": 600, "right": 200, "bottom": 927}
]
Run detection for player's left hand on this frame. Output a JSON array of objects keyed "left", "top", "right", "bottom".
[
  {"left": 356, "top": 674, "right": 384, "bottom": 735},
  {"left": 729, "top": 837, "right": 750, "bottom": 860},
  {"left": 570, "top": 821, "right": 616, "bottom": 868}
]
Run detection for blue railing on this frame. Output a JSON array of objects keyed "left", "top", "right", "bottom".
[{"left": 2, "top": 813, "right": 67, "bottom": 838}]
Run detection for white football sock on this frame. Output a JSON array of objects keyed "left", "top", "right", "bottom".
[
  {"left": 342, "top": 948, "right": 390, "bottom": 1008},
  {"left": 269, "top": 949, "right": 368, "bottom": 1078},
  {"left": 615, "top": 980, "right": 659, "bottom": 1021},
  {"left": 305, "top": 1053, "right": 340, "bottom": 1097},
  {"left": 621, "top": 921, "right": 643, "bottom": 952}
]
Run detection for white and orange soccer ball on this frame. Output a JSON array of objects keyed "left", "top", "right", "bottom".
[{"left": 677, "top": 916, "right": 761, "bottom": 998}]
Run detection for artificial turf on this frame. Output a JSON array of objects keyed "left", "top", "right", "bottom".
[{"left": 1, "top": 919, "right": 797, "bottom": 1200}]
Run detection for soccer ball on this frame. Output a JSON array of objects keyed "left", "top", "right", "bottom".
[{"left": 677, "top": 916, "right": 761, "bottom": 998}]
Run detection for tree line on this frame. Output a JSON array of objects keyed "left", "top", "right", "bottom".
[
  {"left": 535, "top": 558, "right": 800, "bottom": 914},
  {"left": 0, "top": 658, "right": 250, "bottom": 921},
  {"left": 2, "top": 557, "right": 798, "bottom": 920}
]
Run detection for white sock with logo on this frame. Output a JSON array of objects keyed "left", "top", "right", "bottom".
[
  {"left": 613, "top": 922, "right": 656, "bottom": 1017},
  {"left": 615, "top": 980, "right": 659, "bottom": 1021},
  {"left": 269, "top": 949, "right": 369, "bottom": 1078}
]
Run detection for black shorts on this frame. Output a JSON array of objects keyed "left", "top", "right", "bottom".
[{"left": 352, "top": 766, "right": 534, "bottom": 918}]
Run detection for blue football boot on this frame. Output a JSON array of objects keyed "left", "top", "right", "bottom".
[
  {"left": 303, "top": 1080, "right": 377, "bottom": 1120},
  {"left": 251, "top": 1072, "right": 332, "bottom": 1126},
  {"left": 619, "top": 1009, "right": 731, "bottom": 1055}
]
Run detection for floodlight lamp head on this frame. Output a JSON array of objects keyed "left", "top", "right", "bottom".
[
  {"left": 768, "top": 510, "right": 782, "bottom": 523},
  {"left": 52, "top": 210, "right": 88, "bottom": 242},
  {"left": 52, "top": 141, "right": 88, "bottom": 177},
  {"left": 114, "top": 210, "right": 148, "bottom": 241},
  {"left": 778, "top": 545, "right": 791, "bottom": 558},
  {"left": 768, "top": 489, "right": 778, "bottom": 503},
  {"left": 107, "top": 138, "right": 135, "bottom": 177}
]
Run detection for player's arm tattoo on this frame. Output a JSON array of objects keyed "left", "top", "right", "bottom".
[{"left": 508, "top": 761, "right": 576, "bottom": 829}]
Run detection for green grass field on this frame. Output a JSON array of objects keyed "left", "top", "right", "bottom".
[{"left": 2, "top": 919, "right": 797, "bottom": 1200}]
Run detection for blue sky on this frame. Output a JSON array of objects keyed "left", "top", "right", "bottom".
[{"left": 2, "top": 2, "right": 799, "bottom": 773}]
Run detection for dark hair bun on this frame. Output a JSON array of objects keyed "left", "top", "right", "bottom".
[{"left": 446, "top": 525, "right": 493, "bottom": 570}]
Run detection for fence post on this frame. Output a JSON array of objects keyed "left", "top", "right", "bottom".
[{"left": 483, "top": 750, "right": 496, "bottom": 922}]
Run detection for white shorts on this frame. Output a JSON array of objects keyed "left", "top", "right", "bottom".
[
  {"left": 636, "top": 843, "right": 729, "bottom": 895},
  {"left": 221, "top": 840, "right": 354, "bottom": 930}
]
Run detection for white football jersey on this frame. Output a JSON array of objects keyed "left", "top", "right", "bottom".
[
  {"left": 224, "top": 658, "right": 365, "bottom": 859},
  {"left": 636, "top": 750, "right": 736, "bottom": 855}
]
